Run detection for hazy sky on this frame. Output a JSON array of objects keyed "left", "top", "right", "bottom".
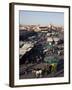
[{"left": 19, "top": 10, "right": 64, "bottom": 25}]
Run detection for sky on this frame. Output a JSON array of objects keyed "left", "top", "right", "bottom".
[{"left": 19, "top": 10, "right": 64, "bottom": 26}]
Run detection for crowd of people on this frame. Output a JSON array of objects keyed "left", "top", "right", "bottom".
[{"left": 19, "top": 27, "right": 64, "bottom": 78}]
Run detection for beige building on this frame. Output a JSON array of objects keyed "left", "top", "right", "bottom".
[
  {"left": 47, "top": 37, "right": 53, "bottom": 45},
  {"left": 53, "top": 37, "right": 59, "bottom": 44}
]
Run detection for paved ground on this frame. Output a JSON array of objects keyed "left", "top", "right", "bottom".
[{"left": 19, "top": 63, "right": 64, "bottom": 79}]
